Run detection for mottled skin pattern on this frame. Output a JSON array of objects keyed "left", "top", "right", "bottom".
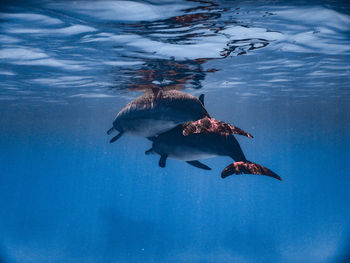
[
  {"left": 182, "top": 116, "right": 253, "bottom": 138},
  {"left": 222, "top": 162, "right": 282, "bottom": 181}
]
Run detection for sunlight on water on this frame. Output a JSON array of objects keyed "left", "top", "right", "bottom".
[
  {"left": 0, "top": 0, "right": 349, "bottom": 104},
  {"left": 0, "top": 1, "right": 350, "bottom": 263}
]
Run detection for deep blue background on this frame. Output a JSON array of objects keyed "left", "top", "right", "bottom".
[{"left": 1, "top": 0, "right": 350, "bottom": 262}]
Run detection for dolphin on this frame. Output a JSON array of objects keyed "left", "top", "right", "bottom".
[
  {"left": 107, "top": 89, "right": 209, "bottom": 143},
  {"left": 145, "top": 117, "right": 281, "bottom": 181}
]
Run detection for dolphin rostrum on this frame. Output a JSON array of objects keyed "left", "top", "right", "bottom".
[
  {"left": 145, "top": 117, "right": 281, "bottom": 180},
  {"left": 107, "top": 89, "right": 209, "bottom": 143}
]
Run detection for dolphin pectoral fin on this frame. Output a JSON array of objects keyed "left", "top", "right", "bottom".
[
  {"left": 107, "top": 127, "right": 115, "bottom": 135},
  {"left": 221, "top": 161, "right": 282, "bottom": 181},
  {"left": 199, "top": 94, "right": 205, "bottom": 105},
  {"left": 109, "top": 132, "right": 123, "bottom": 143},
  {"left": 158, "top": 155, "right": 168, "bottom": 168},
  {"left": 145, "top": 148, "right": 154, "bottom": 155},
  {"left": 187, "top": 160, "right": 211, "bottom": 170},
  {"left": 146, "top": 136, "right": 156, "bottom": 142}
]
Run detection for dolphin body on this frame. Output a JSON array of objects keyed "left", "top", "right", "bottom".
[
  {"left": 107, "top": 89, "right": 209, "bottom": 143},
  {"left": 146, "top": 117, "right": 281, "bottom": 180}
]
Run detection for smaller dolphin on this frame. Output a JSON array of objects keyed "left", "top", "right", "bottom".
[
  {"left": 146, "top": 117, "right": 281, "bottom": 180},
  {"left": 107, "top": 89, "right": 209, "bottom": 143}
]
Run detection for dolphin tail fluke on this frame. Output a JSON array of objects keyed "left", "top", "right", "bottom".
[
  {"left": 109, "top": 132, "right": 123, "bottom": 143},
  {"left": 221, "top": 161, "right": 281, "bottom": 181}
]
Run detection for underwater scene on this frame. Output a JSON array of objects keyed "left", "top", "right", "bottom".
[{"left": 0, "top": 0, "right": 350, "bottom": 262}]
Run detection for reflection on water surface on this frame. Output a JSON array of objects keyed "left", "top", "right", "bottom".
[{"left": 1, "top": 0, "right": 349, "bottom": 103}]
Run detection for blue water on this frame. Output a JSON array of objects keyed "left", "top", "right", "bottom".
[{"left": 1, "top": 0, "right": 350, "bottom": 262}]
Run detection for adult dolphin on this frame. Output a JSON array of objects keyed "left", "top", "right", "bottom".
[
  {"left": 107, "top": 89, "right": 209, "bottom": 143},
  {"left": 145, "top": 117, "right": 281, "bottom": 180}
]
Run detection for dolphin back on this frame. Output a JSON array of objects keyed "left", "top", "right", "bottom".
[{"left": 115, "top": 90, "right": 208, "bottom": 125}]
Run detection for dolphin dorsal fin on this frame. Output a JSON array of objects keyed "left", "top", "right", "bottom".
[
  {"left": 199, "top": 94, "right": 205, "bottom": 105},
  {"left": 182, "top": 117, "right": 253, "bottom": 138},
  {"left": 151, "top": 87, "right": 161, "bottom": 96}
]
